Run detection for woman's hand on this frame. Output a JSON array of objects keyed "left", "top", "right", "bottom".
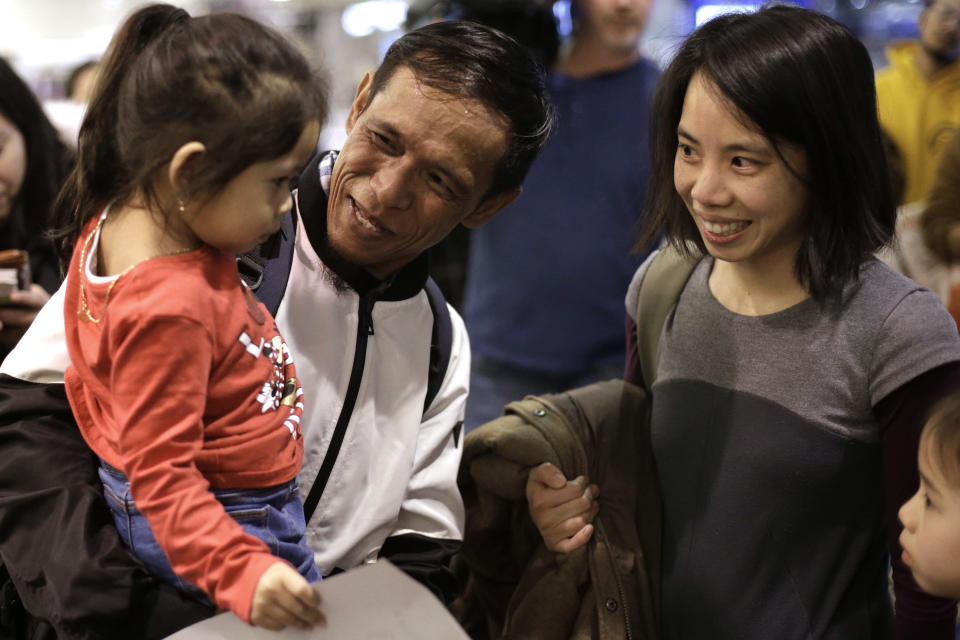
[
  {"left": 0, "top": 284, "right": 50, "bottom": 348},
  {"left": 250, "top": 562, "right": 325, "bottom": 630},
  {"left": 525, "top": 462, "right": 599, "bottom": 553}
]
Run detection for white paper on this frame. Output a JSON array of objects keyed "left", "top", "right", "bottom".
[{"left": 164, "top": 560, "right": 470, "bottom": 639}]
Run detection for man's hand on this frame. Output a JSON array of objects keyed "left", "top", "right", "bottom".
[
  {"left": 525, "top": 462, "right": 599, "bottom": 553},
  {"left": 250, "top": 562, "right": 325, "bottom": 630}
]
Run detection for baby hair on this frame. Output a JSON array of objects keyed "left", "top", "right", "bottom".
[
  {"left": 640, "top": 4, "right": 895, "bottom": 301},
  {"left": 53, "top": 3, "right": 328, "bottom": 262},
  {"left": 921, "top": 393, "right": 960, "bottom": 488}
]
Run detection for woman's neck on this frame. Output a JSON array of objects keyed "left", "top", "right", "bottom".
[{"left": 708, "top": 254, "right": 809, "bottom": 316}]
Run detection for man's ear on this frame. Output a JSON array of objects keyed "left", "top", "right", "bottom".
[
  {"left": 167, "top": 141, "right": 207, "bottom": 193},
  {"left": 345, "top": 71, "right": 375, "bottom": 135},
  {"left": 461, "top": 187, "right": 522, "bottom": 229}
]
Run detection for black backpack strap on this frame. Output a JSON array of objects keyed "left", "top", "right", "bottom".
[
  {"left": 238, "top": 209, "right": 297, "bottom": 316},
  {"left": 423, "top": 277, "right": 453, "bottom": 414}
]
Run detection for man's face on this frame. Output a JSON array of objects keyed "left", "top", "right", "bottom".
[
  {"left": 919, "top": 0, "right": 960, "bottom": 61},
  {"left": 577, "top": 0, "right": 651, "bottom": 54},
  {"left": 325, "top": 66, "right": 520, "bottom": 280}
]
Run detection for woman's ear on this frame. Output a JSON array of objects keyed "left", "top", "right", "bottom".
[{"left": 167, "top": 141, "right": 207, "bottom": 195}]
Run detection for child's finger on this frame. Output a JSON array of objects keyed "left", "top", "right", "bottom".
[{"left": 274, "top": 572, "right": 324, "bottom": 627}]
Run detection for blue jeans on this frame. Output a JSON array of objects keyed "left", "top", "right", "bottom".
[
  {"left": 99, "top": 463, "right": 321, "bottom": 604},
  {"left": 465, "top": 355, "right": 625, "bottom": 434}
]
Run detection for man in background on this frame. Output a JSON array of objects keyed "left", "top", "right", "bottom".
[
  {"left": 461, "top": 0, "right": 660, "bottom": 431},
  {"left": 877, "top": 0, "right": 960, "bottom": 205}
]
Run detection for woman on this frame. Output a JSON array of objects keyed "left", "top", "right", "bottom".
[
  {"left": 527, "top": 5, "right": 960, "bottom": 637},
  {"left": 0, "top": 58, "right": 72, "bottom": 357}
]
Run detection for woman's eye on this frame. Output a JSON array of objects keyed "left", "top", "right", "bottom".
[
  {"left": 678, "top": 143, "right": 693, "bottom": 156},
  {"left": 732, "top": 156, "right": 753, "bottom": 169}
]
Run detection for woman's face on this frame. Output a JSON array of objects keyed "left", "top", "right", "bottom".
[
  {"left": 673, "top": 71, "right": 808, "bottom": 273},
  {"left": 0, "top": 111, "right": 26, "bottom": 226}
]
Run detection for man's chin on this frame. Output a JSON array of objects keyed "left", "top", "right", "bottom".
[{"left": 317, "top": 234, "right": 358, "bottom": 293}]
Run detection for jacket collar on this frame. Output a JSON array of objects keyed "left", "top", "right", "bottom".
[{"left": 296, "top": 151, "right": 430, "bottom": 301}]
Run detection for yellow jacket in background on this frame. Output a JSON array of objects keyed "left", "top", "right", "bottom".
[{"left": 876, "top": 41, "right": 960, "bottom": 205}]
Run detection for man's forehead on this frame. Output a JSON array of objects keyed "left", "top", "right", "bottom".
[{"left": 377, "top": 66, "right": 506, "bottom": 121}]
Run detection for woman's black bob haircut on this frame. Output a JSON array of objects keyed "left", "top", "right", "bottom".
[{"left": 639, "top": 4, "right": 895, "bottom": 301}]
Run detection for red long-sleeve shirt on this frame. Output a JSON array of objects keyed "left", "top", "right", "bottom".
[{"left": 64, "top": 216, "right": 306, "bottom": 622}]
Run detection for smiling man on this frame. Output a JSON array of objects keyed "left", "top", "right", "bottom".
[{"left": 0, "top": 20, "right": 553, "bottom": 639}]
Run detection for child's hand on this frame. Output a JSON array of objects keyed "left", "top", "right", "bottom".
[{"left": 250, "top": 562, "right": 325, "bottom": 630}]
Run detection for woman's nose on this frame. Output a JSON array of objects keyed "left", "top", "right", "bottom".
[{"left": 689, "top": 164, "right": 730, "bottom": 207}]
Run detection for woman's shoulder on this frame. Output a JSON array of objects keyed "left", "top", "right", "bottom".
[{"left": 849, "top": 257, "right": 949, "bottom": 318}]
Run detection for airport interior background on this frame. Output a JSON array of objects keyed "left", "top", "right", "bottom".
[{"left": 0, "top": 0, "right": 931, "bottom": 152}]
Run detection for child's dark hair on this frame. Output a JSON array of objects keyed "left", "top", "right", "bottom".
[
  {"left": 52, "top": 4, "right": 328, "bottom": 263},
  {"left": 921, "top": 393, "right": 960, "bottom": 487},
  {"left": 639, "top": 4, "right": 895, "bottom": 301}
]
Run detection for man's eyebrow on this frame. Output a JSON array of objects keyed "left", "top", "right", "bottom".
[{"left": 366, "top": 117, "right": 402, "bottom": 141}]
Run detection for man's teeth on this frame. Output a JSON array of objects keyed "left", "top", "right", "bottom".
[
  {"left": 703, "top": 219, "right": 749, "bottom": 236},
  {"left": 354, "top": 203, "right": 381, "bottom": 232}
]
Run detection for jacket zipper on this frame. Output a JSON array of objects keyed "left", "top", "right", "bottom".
[{"left": 302, "top": 293, "right": 375, "bottom": 521}]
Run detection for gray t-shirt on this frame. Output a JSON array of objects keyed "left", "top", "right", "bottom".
[{"left": 626, "top": 254, "right": 960, "bottom": 638}]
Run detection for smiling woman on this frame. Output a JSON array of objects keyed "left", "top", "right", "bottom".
[
  {"left": 527, "top": 4, "right": 960, "bottom": 639},
  {"left": 624, "top": 5, "right": 960, "bottom": 637}
]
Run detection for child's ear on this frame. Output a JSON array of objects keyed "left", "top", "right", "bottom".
[{"left": 167, "top": 141, "right": 207, "bottom": 193}]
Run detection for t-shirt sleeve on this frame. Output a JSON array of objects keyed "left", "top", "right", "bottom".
[{"left": 870, "top": 288, "right": 960, "bottom": 405}]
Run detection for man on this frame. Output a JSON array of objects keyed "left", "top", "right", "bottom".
[
  {"left": 0, "top": 20, "right": 553, "bottom": 639},
  {"left": 876, "top": 0, "right": 960, "bottom": 205},
  {"left": 461, "top": 0, "right": 659, "bottom": 431}
]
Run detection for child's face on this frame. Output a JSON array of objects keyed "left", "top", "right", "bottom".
[
  {"left": 898, "top": 433, "right": 960, "bottom": 598},
  {"left": 182, "top": 120, "right": 320, "bottom": 255}
]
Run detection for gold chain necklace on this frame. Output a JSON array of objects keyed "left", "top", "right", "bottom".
[{"left": 77, "top": 210, "right": 200, "bottom": 323}]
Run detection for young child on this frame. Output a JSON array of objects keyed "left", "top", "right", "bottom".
[
  {"left": 899, "top": 392, "right": 960, "bottom": 599},
  {"left": 55, "top": 4, "right": 328, "bottom": 630}
]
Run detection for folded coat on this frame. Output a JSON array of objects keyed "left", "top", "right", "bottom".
[{"left": 453, "top": 379, "right": 661, "bottom": 640}]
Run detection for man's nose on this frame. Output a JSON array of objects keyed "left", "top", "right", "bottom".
[{"left": 371, "top": 158, "right": 414, "bottom": 210}]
